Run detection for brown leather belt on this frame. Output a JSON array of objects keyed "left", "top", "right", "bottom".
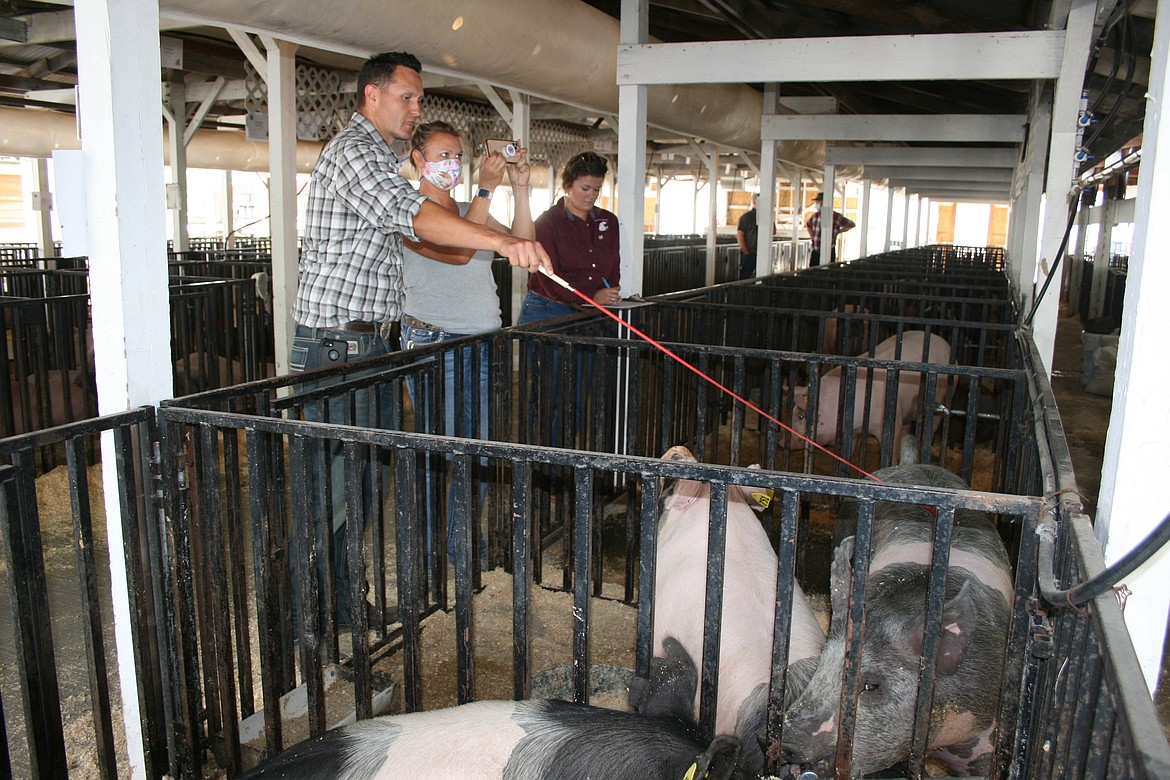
[
  {"left": 401, "top": 313, "right": 446, "bottom": 332},
  {"left": 340, "top": 321, "right": 378, "bottom": 334}
]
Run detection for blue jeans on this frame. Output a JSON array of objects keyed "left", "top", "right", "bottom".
[
  {"left": 516, "top": 291, "right": 576, "bottom": 325},
  {"left": 288, "top": 323, "right": 393, "bottom": 629},
  {"left": 740, "top": 252, "right": 757, "bottom": 279},
  {"left": 400, "top": 321, "right": 491, "bottom": 440},
  {"left": 400, "top": 320, "right": 490, "bottom": 559}
]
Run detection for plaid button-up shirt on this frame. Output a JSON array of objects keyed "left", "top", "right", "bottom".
[
  {"left": 805, "top": 208, "right": 855, "bottom": 246},
  {"left": 292, "top": 113, "right": 429, "bottom": 329}
]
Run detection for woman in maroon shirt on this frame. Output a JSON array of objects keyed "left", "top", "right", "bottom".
[{"left": 516, "top": 151, "right": 622, "bottom": 324}]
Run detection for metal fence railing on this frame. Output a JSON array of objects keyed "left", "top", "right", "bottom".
[{"left": 1, "top": 245, "right": 1167, "bottom": 779}]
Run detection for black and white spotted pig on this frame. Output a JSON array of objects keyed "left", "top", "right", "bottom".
[
  {"left": 778, "top": 464, "right": 1013, "bottom": 777},
  {"left": 240, "top": 637, "right": 748, "bottom": 780},
  {"left": 643, "top": 446, "right": 825, "bottom": 776}
]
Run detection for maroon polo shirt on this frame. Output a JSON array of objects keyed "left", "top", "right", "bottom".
[{"left": 528, "top": 197, "right": 621, "bottom": 304}]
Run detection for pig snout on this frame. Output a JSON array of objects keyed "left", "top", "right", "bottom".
[{"left": 777, "top": 705, "right": 837, "bottom": 770}]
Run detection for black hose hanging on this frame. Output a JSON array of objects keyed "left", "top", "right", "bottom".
[
  {"left": 1024, "top": 189, "right": 1082, "bottom": 327},
  {"left": 1040, "top": 510, "right": 1170, "bottom": 608}
]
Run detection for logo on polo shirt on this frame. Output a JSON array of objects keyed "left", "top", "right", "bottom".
[{"left": 597, "top": 220, "right": 609, "bottom": 232}]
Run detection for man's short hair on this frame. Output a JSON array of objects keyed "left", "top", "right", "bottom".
[
  {"left": 357, "top": 52, "right": 422, "bottom": 109},
  {"left": 813, "top": 192, "right": 824, "bottom": 201}
]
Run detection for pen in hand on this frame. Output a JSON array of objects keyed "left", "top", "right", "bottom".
[{"left": 599, "top": 277, "right": 620, "bottom": 306}]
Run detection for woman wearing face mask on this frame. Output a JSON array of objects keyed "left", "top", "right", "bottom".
[
  {"left": 516, "top": 151, "right": 621, "bottom": 325},
  {"left": 401, "top": 120, "right": 532, "bottom": 557},
  {"left": 401, "top": 119, "right": 533, "bottom": 414}
]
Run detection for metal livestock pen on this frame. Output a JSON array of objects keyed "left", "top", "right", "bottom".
[{"left": 0, "top": 246, "right": 1166, "bottom": 779}]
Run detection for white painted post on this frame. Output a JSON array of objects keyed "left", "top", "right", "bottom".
[
  {"left": 224, "top": 170, "right": 235, "bottom": 247},
  {"left": 74, "top": 0, "right": 174, "bottom": 776},
  {"left": 1095, "top": 0, "right": 1170, "bottom": 692},
  {"left": 166, "top": 71, "right": 189, "bottom": 252},
  {"left": 706, "top": 144, "right": 719, "bottom": 284},
  {"left": 32, "top": 158, "right": 55, "bottom": 261},
  {"left": 1067, "top": 187, "right": 1092, "bottom": 314},
  {"left": 757, "top": 84, "right": 779, "bottom": 275},
  {"left": 884, "top": 185, "right": 895, "bottom": 253},
  {"left": 918, "top": 196, "right": 929, "bottom": 245},
  {"left": 617, "top": 0, "right": 649, "bottom": 460},
  {"left": 653, "top": 176, "right": 664, "bottom": 235},
  {"left": 691, "top": 172, "right": 700, "bottom": 235},
  {"left": 903, "top": 188, "right": 912, "bottom": 251},
  {"left": 1015, "top": 88, "right": 1052, "bottom": 313},
  {"left": 261, "top": 37, "right": 299, "bottom": 377},
  {"left": 859, "top": 178, "right": 871, "bottom": 257},
  {"left": 819, "top": 162, "right": 836, "bottom": 263},
  {"left": 52, "top": 151, "right": 87, "bottom": 257},
  {"left": 791, "top": 171, "right": 804, "bottom": 268},
  {"left": 1032, "top": 0, "right": 1098, "bottom": 373},
  {"left": 1089, "top": 199, "right": 1113, "bottom": 320},
  {"left": 511, "top": 92, "right": 534, "bottom": 317}
]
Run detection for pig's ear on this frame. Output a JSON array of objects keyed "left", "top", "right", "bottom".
[
  {"left": 638, "top": 636, "right": 699, "bottom": 720},
  {"left": 663, "top": 479, "right": 705, "bottom": 511},
  {"left": 793, "top": 386, "right": 809, "bottom": 406},
  {"left": 829, "top": 536, "right": 855, "bottom": 627},
  {"left": 907, "top": 581, "right": 977, "bottom": 675},
  {"left": 690, "top": 735, "right": 742, "bottom": 780}
]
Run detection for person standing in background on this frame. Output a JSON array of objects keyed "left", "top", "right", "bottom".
[
  {"left": 516, "top": 151, "right": 621, "bottom": 324},
  {"left": 737, "top": 192, "right": 760, "bottom": 279},
  {"left": 804, "top": 191, "right": 855, "bottom": 267}
]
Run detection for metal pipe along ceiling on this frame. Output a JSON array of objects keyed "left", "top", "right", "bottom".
[
  {"left": 0, "top": 107, "right": 325, "bottom": 172},
  {"left": 159, "top": 0, "right": 825, "bottom": 167}
]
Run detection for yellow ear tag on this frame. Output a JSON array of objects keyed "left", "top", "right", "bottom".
[
  {"left": 682, "top": 762, "right": 698, "bottom": 780},
  {"left": 750, "top": 488, "right": 774, "bottom": 509}
]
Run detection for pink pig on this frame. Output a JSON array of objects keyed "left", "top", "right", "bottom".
[
  {"left": 788, "top": 331, "right": 951, "bottom": 459},
  {"left": 649, "top": 446, "right": 825, "bottom": 775}
]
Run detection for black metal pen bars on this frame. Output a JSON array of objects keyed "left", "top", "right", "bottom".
[
  {"left": 2, "top": 243, "right": 1168, "bottom": 779},
  {"left": 0, "top": 261, "right": 276, "bottom": 464}
]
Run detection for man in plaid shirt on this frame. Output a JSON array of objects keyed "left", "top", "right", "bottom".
[
  {"left": 804, "top": 191, "right": 855, "bottom": 267},
  {"left": 289, "top": 52, "right": 550, "bottom": 633}
]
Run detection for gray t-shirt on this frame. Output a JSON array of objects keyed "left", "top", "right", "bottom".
[{"left": 401, "top": 201, "right": 502, "bottom": 334}]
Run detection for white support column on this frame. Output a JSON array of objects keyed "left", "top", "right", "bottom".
[
  {"left": 703, "top": 143, "right": 718, "bottom": 285},
  {"left": 1096, "top": 0, "right": 1170, "bottom": 692},
  {"left": 900, "top": 188, "right": 911, "bottom": 250},
  {"left": 33, "top": 157, "right": 55, "bottom": 261},
  {"left": 859, "top": 178, "right": 871, "bottom": 258},
  {"left": 884, "top": 185, "right": 895, "bottom": 253},
  {"left": 1015, "top": 89, "right": 1052, "bottom": 302},
  {"left": 618, "top": 0, "right": 648, "bottom": 295},
  {"left": 757, "top": 84, "right": 779, "bottom": 275},
  {"left": 261, "top": 36, "right": 299, "bottom": 377},
  {"left": 1089, "top": 199, "right": 1113, "bottom": 319},
  {"left": 74, "top": 1, "right": 173, "bottom": 776},
  {"left": 654, "top": 175, "right": 665, "bottom": 235},
  {"left": 819, "top": 161, "right": 836, "bottom": 262},
  {"left": 224, "top": 170, "right": 235, "bottom": 246},
  {"left": 919, "top": 196, "right": 930, "bottom": 245},
  {"left": 692, "top": 172, "right": 700, "bottom": 235},
  {"left": 791, "top": 170, "right": 803, "bottom": 268},
  {"left": 1032, "top": 0, "right": 1098, "bottom": 373},
  {"left": 1006, "top": 156, "right": 1027, "bottom": 278},
  {"left": 510, "top": 91, "right": 533, "bottom": 316},
  {"left": 1068, "top": 187, "right": 1092, "bottom": 314},
  {"left": 165, "top": 71, "right": 189, "bottom": 252}
]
